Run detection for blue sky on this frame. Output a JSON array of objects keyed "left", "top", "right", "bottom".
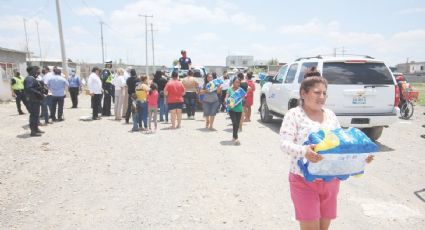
[{"left": 0, "top": 0, "right": 424, "bottom": 66}]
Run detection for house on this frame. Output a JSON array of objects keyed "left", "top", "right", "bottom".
[
  {"left": 226, "top": 55, "right": 254, "bottom": 67},
  {"left": 396, "top": 61, "right": 425, "bottom": 74},
  {"left": 0, "top": 47, "right": 27, "bottom": 101}
]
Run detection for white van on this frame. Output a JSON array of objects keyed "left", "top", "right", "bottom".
[{"left": 260, "top": 56, "right": 400, "bottom": 140}]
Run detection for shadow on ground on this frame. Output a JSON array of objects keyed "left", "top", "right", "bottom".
[
  {"left": 256, "top": 119, "right": 282, "bottom": 134},
  {"left": 220, "top": 140, "right": 237, "bottom": 146},
  {"left": 375, "top": 141, "right": 395, "bottom": 152},
  {"left": 16, "top": 133, "right": 31, "bottom": 139}
]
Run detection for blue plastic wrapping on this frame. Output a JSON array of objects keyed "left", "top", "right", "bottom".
[
  {"left": 226, "top": 88, "right": 246, "bottom": 108},
  {"left": 258, "top": 72, "right": 266, "bottom": 81},
  {"left": 298, "top": 127, "right": 378, "bottom": 182},
  {"left": 206, "top": 79, "right": 223, "bottom": 92}
]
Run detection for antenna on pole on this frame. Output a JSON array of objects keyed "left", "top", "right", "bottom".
[
  {"left": 138, "top": 14, "right": 153, "bottom": 75},
  {"left": 23, "top": 18, "right": 31, "bottom": 63},
  {"left": 149, "top": 23, "right": 158, "bottom": 71},
  {"left": 100, "top": 21, "right": 105, "bottom": 64},
  {"left": 35, "top": 21, "right": 43, "bottom": 66}
]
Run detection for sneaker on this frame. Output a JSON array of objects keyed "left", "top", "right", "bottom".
[{"left": 234, "top": 139, "right": 241, "bottom": 145}]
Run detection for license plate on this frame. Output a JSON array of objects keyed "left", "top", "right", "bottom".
[{"left": 352, "top": 96, "right": 366, "bottom": 104}]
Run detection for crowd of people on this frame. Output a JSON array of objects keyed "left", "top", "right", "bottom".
[
  {"left": 85, "top": 66, "right": 256, "bottom": 144},
  {"left": 14, "top": 50, "right": 257, "bottom": 144}
]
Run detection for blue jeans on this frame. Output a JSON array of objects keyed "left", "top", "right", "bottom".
[
  {"left": 132, "top": 111, "right": 139, "bottom": 131},
  {"left": 137, "top": 101, "right": 148, "bottom": 128},
  {"left": 41, "top": 95, "right": 52, "bottom": 123},
  {"left": 158, "top": 97, "right": 168, "bottom": 122},
  {"left": 51, "top": 96, "right": 65, "bottom": 120},
  {"left": 184, "top": 92, "right": 197, "bottom": 117}
]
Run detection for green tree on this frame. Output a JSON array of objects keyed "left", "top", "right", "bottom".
[{"left": 172, "top": 59, "right": 179, "bottom": 66}]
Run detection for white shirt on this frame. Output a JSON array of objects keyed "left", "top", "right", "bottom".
[
  {"left": 222, "top": 78, "right": 230, "bottom": 90},
  {"left": 280, "top": 106, "right": 341, "bottom": 176},
  {"left": 88, "top": 72, "right": 102, "bottom": 94},
  {"left": 112, "top": 74, "right": 126, "bottom": 91}
]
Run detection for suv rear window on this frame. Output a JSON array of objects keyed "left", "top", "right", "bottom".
[{"left": 323, "top": 62, "right": 394, "bottom": 84}]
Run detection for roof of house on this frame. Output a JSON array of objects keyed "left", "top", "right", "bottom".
[{"left": 0, "top": 47, "right": 27, "bottom": 54}]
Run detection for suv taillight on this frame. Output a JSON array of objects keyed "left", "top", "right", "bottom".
[{"left": 394, "top": 84, "right": 400, "bottom": 107}]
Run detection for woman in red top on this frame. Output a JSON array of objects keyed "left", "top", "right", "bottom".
[
  {"left": 244, "top": 72, "right": 256, "bottom": 122},
  {"left": 164, "top": 71, "right": 185, "bottom": 129}
]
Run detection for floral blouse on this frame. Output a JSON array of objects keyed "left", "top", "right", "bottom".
[{"left": 280, "top": 106, "right": 341, "bottom": 176}]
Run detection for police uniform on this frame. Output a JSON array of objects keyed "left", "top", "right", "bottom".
[
  {"left": 24, "top": 67, "right": 47, "bottom": 137},
  {"left": 11, "top": 74, "right": 29, "bottom": 114},
  {"left": 101, "top": 62, "right": 113, "bottom": 116}
]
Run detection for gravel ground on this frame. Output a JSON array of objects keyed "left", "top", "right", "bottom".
[{"left": 0, "top": 88, "right": 424, "bottom": 229}]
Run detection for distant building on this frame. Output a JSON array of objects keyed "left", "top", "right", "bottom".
[
  {"left": 226, "top": 55, "right": 254, "bottom": 67},
  {"left": 396, "top": 61, "right": 425, "bottom": 74},
  {"left": 0, "top": 47, "right": 27, "bottom": 101}
]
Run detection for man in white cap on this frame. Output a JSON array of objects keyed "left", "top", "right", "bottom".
[{"left": 68, "top": 68, "right": 82, "bottom": 108}]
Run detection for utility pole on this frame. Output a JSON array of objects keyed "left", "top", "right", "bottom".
[
  {"left": 23, "top": 18, "right": 30, "bottom": 62},
  {"left": 138, "top": 14, "right": 153, "bottom": 75},
  {"left": 36, "top": 21, "right": 42, "bottom": 66},
  {"left": 100, "top": 21, "right": 105, "bottom": 64},
  {"left": 149, "top": 23, "right": 158, "bottom": 70},
  {"left": 55, "top": 0, "right": 68, "bottom": 76}
]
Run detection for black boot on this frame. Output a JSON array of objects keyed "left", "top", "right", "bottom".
[
  {"left": 30, "top": 131, "right": 42, "bottom": 137},
  {"left": 36, "top": 129, "right": 45, "bottom": 134}
]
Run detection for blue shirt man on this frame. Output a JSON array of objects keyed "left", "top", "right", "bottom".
[
  {"left": 47, "top": 73, "right": 69, "bottom": 97},
  {"left": 68, "top": 69, "right": 82, "bottom": 108},
  {"left": 68, "top": 72, "right": 81, "bottom": 88}
]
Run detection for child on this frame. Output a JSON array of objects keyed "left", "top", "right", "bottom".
[
  {"left": 135, "top": 76, "right": 150, "bottom": 131},
  {"left": 147, "top": 83, "right": 159, "bottom": 133},
  {"left": 130, "top": 93, "right": 139, "bottom": 132}
]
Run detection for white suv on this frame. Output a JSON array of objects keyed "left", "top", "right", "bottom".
[{"left": 260, "top": 56, "right": 400, "bottom": 140}]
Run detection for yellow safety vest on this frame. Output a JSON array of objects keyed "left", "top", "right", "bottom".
[
  {"left": 105, "top": 69, "right": 113, "bottom": 84},
  {"left": 12, "top": 76, "right": 24, "bottom": 90}
]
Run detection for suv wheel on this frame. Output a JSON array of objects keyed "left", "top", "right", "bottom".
[
  {"left": 260, "top": 97, "right": 273, "bottom": 123},
  {"left": 361, "top": 127, "right": 383, "bottom": 141}
]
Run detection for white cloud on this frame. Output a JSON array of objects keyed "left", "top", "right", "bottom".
[
  {"left": 280, "top": 18, "right": 339, "bottom": 35},
  {"left": 397, "top": 8, "right": 425, "bottom": 15},
  {"left": 67, "top": 26, "right": 89, "bottom": 35},
  {"left": 75, "top": 7, "right": 104, "bottom": 17},
  {"left": 195, "top": 32, "right": 219, "bottom": 42},
  {"left": 109, "top": 0, "right": 265, "bottom": 35}
]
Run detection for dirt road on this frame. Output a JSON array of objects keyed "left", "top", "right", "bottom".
[{"left": 1, "top": 90, "right": 424, "bottom": 229}]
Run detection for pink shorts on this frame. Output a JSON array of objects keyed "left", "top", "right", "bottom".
[{"left": 289, "top": 173, "right": 340, "bottom": 221}]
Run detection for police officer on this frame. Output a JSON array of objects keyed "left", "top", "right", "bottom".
[
  {"left": 11, "top": 71, "right": 29, "bottom": 115},
  {"left": 24, "top": 66, "right": 47, "bottom": 137},
  {"left": 101, "top": 61, "right": 113, "bottom": 116}
]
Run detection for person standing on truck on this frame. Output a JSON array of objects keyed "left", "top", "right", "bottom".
[{"left": 178, "top": 50, "right": 192, "bottom": 70}]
